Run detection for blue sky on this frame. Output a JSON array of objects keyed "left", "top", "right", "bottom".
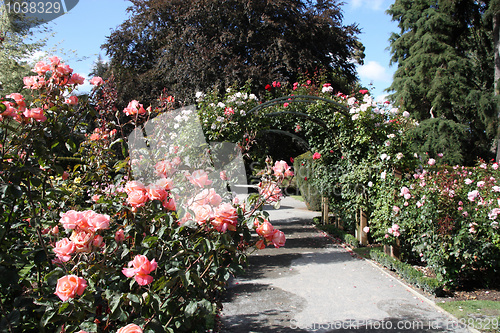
[{"left": 31, "top": 0, "right": 399, "bottom": 100}]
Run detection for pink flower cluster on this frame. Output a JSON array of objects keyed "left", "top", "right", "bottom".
[
  {"left": 258, "top": 181, "right": 283, "bottom": 204},
  {"left": 122, "top": 254, "right": 158, "bottom": 286},
  {"left": 123, "top": 100, "right": 147, "bottom": 116},
  {"left": 53, "top": 210, "right": 111, "bottom": 262},
  {"left": 255, "top": 219, "right": 286, "bottom": 248},
  {"left": 272, "top": 160, "right": 294, "bottom": 178},
  {"left": 124, "top": 178, "right": 175, "bottom": 210}
]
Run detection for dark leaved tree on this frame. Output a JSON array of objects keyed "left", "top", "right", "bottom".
[{"left": 102, "top": 0, "right": 364, "bottom": 107}]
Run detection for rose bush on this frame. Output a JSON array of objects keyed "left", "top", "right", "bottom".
[{"left": 0, "top": 58, "right": 293, "bottom": 332}]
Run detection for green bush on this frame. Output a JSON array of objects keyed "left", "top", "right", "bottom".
[{"left": 294, "top": 152, "right": 322, "bottom": 211}]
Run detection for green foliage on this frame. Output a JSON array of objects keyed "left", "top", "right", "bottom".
[
  {"left": 387, "top": 0, "right": 498, "bottom": 165},
  {"left": 103, "top": 0, "right": 364, "bottom": 107},
  {"left": 369, "top": 249, "right": 444, "bottom": 296},
  {"left": 293, "top": 152, "right": 321, "bottom": 211}
]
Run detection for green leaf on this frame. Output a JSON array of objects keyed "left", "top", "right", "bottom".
[
  {"left": 79, "top": 321, "right": 98, "bottom": 332},
  {"left": 65, "top": 139, "right": 77, "bottom": 153},
  {"left": 184, "top": 301, "right": 198, "bottom": 317},
  {"left": 127, "top": 293, "right": 141, "bottom": 305}
]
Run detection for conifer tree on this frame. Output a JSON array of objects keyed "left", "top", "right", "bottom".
[{"left": 387, "top": 0, "right": 499, "bottom": 165}]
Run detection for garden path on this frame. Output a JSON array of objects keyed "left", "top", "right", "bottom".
[{"left": 220, "top": 196, "right": 475, "bottom": 333}]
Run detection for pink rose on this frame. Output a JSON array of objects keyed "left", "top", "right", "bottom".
[
  {"left": 33, "top": 61, "right": 50, "bottom": 75},
  {"left": 155, "top": 177, "right": 174, "bottom": 191},
  {"left": 468, "top": 190, "right": 480, "bottom": 202},
  {"left": 59, "top": 210, "right": 83, "bottom": 230},
  {"left": 117, "top": 324, "right": 143, "bottom": 333},
  {"left": 55, "top": 63, "right": 73, "bottom": 76},
  {"left": 124, "top": 181, "right": 146, "bottom": 194},
  {"left": 427, "top": 158, "right": 436, "bottom": 166},
  {"left": 392, "top": 206, "right": 400, "bottom": 214},
  {"left": 255, "top": 239, "right": 266, "bottom": 250},
  {"left": 127, "top": 189, "right": 149, "bottom": 208},
  {"left": 84, "top": 210, "right": 110, "bottom": 231},
  {"left": 192, "top": 204, "right": 213, "bottom": 225},
  {"left": 53, "top": 238, "right": 75, "bottom": 262},
  {"left": 212, "top": 203, "right": 238, "bottom": 233},
  {"left": 155, "top": 160, "right": 174, "bottom": 177},
  {"left": 123, "top": 100, "right": 146, "bottom": 116},
  {"left": 115, "top": 229, "right": 126, "bottom": 242},
  {"left": 220, "top": 170, "right": 228, "bottom": 181},
  {"left": 68, "top": 73, "right": 85, "bottom": 85},
  {"left": 49, "top": 56, "right": 61, "bottom": 65},
  {"left": 54, "top": 275, "right": 87, "bottom": 301},
  {"left": 92, "top": 194, "right": 101, "bottom": 202},
  {"left": 187, "top": 170, "right": 213, "bottom": 187},
  {"left": 363, "top": 226, "right": 370, "bottom": 233},
  {"left": 65, "top": 95, "right": 78, "bottom": 105},
  {"left": 147, "top": 184, "right": 167, "bottom": 201},
  {"left": 258, "top": 182, "right": 282, "bottom": 203},
  {"left": 122, "top": 255, "right": 157, "bottom": 286},
  {"left": 256, "top": 221, "right": 274, "bottom": 238},
  {"left": 163, "top": 196, "right": 176, "bottom": 211},
  {"left": 70, "top": 230, "right": 94, "bottom": 253},
  {"left": 270, "top": 229, "right": 286, "bottom": 248},
  {"left": 272, "top": 160, "right": 290, "bottom": 176},
  {"left": 312, "top": 152, "right": 321, "bottom": 160},
  {"left": 23, "top": 108, "right": 46, "bottom": 122},
  {"left": 90, "top": 76, "right": 104, "bottom": 86}
]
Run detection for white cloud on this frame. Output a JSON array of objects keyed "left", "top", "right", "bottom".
[
  {"left": 349, "top": 0, "right": 386, "bottom": 11},
  {"left": 358, "top": 61, "right": 391, "bottom": 82}
]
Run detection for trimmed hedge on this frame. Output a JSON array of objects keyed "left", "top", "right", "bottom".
[
  {"left": 293, "top": 151, "right": 321, "bottom": 211},
  {"left": 370, "top": 249, "right": 445, "bottom": 296}
]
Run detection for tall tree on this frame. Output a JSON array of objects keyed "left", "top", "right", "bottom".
[
  {"left": 387, "top": 0, "right": 499, "bottom": 165},
  {"left": 0, "top": 3, "right": 46, "bottom": 94},
  {"left": 102, "top": 0, "right": 364, "bottom": 107}
]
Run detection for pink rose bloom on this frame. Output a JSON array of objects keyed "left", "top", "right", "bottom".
[
  {"left": 23, "top": 75, "right": 45, "bottom": 89},
  {"left": 70, "top": 230, "right": 94, "bottom": 253},
  {"left": 156, "top": 177, "right": 174, "bottom": 191},
  {"left": 392, "top": 224, "right": 400, "bottom": 231},
  {"left": 188, "top": 170, "right": 213, "bottom": 187},
  {"left": 92, "top": 194, "right": 101, "bottom": 202},
  {"left": 155, "top": 160, "right": 174, "bottom": 177},
  {"left": 272, "top": 160, "right": 291, "bottom": 176},
  {"left": 416, "top": 201, "right": 423, "bottom": 208},
  {"left": 256, "top": 221, "right": 274, "bottom": 238},
  {"left": 65, "top": 95, "right": 78, "bottom": 105},
  {"left": 220, "top": 170, "right": 228, "bottom": 181},
  {"left": 387, "top": 227, "right": 393, "bottom": 234},
  {"left": 428, "top": 158, "right": 436, "bottom": 166},
  {"left": 270, "top": 229, "right": 286, "bottom": 248},
  {"left": 93, "top": 234, "right": 104, "bottom": 247},
  {"left": 147, "top": 184, "right": 167, "bottom": 201},
  {"left": 493, "top": 163, "right": 499, "bottom": 170},
  {"left": 468, "top": 190, "right": 480, "bottom": 202},
  {"left": 393, "top": 230, "right": 401, "bottom": 237},
  {"left": 212, "top": 203, "right": 238, "bottom": 233},
  {"left": 125, "top": 180, "right": 147, "bottom": 194},
  {"left": 59, "top": 210, "right": 83, "bottom": 230},
  {"left": 62, "top": 171, "right": 70, "bottom": 180},
  {"left": 54, "top": 275, "right": 87, "bottom": 301},
  {"left": 127, "top": 189, "right": 149, "bottom": 208},
  {"left": 117, "top": 324, "right": 143, "bottom": 333},
  {"left": 115, "top": 229, "right": 126, "bottom": 242},
  {"left": 363, "top": 226, "right": 370, "bottom": 233},
  {"left": 53, "top": 238, "right": 75, "bottom": 262},
  {"left": 23, "top": 108, "right": 46, "bottom": 122},
  {"left": 85, "top": 211, "right": 110, "bottom": 231},
  {"left": 255, "top": 239, "right": 266, "bottom": 250},
  {"left": 192, "top": 188, "right": 222, "bottom": 206},
  {"left": 163, "top": 196, "right": 176, "bottom": 211},
  {"left": 33, "top": 61, "right": 51, "bottom": 75},
  {"left": 49, "top": 56, "right": 61, "bottom": 65},
  {"left": 6, "top": 93, "right": 26, "bottom": 110},
  {"left": 89, "top": 76, "right": 104, "bottom": 86},
  {"left": 192, "top": 204, "right": 213, "bottom": 225},
  {"left": 123, "top": 100, "right": 146, "bottom": 116},
  {"left": 68, "top": 73, "right": 85, "bottom": 85},
  {"left": 55, "top": 64, "right": 73, "bottom": 76},
  {"left": 122, "top": 254, "right": 158, "bottom": 286},
  {"left": 465, "top": 178, "right": 473, "bottom": 185},
  {"left": 477, "top": 181, "right": 485, "bottom": 188},
  {"left": 392, "top": 206, "right": 400, "bottom": 213},
  {"left": 312, "top": 152, "right": 321, "bottom": 160}
]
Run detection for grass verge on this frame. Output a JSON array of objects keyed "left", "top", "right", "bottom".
[{"left": 436, "top": 301, "right": 500, "bottom": 332}]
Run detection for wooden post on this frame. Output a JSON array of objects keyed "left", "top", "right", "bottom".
[
  {"left": 359, "top": 208, "right": 368, "bottom": 246},
  {"left": 321, "top": 197, "right": 329, "bottom": 224}
]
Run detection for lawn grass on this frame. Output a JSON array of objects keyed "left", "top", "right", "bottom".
[
  {"left": 290, "top": 195, "right": 304, "bottom": 202},
  {"left": 437, "top": 300, "right": 500, "bottom": 332}
]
